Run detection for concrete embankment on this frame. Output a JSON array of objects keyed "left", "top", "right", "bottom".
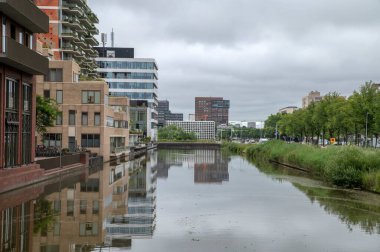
[{"left": 158, "top": 142, "right": 221, "bottom": 149}]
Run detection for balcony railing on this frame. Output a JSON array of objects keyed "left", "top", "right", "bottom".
[{"left": 0, "top": 36, "right": 48, "bottom": 75}]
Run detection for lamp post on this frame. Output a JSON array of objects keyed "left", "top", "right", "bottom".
[{"left": 365, "top": 112, "right": 369, "bottom": 147}]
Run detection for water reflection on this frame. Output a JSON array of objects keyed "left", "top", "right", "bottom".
[
  {"left": 1, "top": 149, "right": 380, "bottom": 252},
  {"left": 158, "top": 149, "right": 230, "bottom": 183}
]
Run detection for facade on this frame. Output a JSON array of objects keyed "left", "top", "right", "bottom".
[
  {"left": 166, "top": 121, "right": 216, "bottom": 140},
  {"left": 157, "top": 100, "right": 183, "bottom": 127},
  {"left": 95, "top": 47, "right": 159, "bottom": 140},
  {"left": 302, "top": 91, "right": 322, "bottom": 108},
  {"left": 195, "top": 97, "right": 230, "bottom": 125},
  {"left": 0, "top": 0, "right": 49, "bottom": 191},
  {"left": 279, "top": 106, "right": 298, "bottom": 114},
  {"left": 36, "top": 0, "right": 99, "bottom": 76},
  {"left": 36, "top": 61, "right": 129, "bottom": 162}
]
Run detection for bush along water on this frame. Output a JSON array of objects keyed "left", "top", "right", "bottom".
[{"left": 224, "top": 141, "right": 380, "bottom": 193}]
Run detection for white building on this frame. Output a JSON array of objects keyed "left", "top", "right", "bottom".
[
  {"left": 166, "top": 121, "right": 216, "bottom": 140},
  {"left": 95, "top": 47, "right": 158, "bottom": 140}
]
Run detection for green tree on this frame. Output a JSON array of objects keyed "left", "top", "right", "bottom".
[
  {"left": 158, "top": 125, "right": 197, "bottom": 141},
  {"left": 36, "top": 95, "right": 60, "bottom": 136}
]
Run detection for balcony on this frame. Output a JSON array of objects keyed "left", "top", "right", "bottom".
[
  {"left": 0, "top": 0, "right": 48, "bottom": 33},
  {"left": 0, "top": 36, "right": 48, "bottom": 75},
  {"left": 84, "top": 36, "right": 99, "bottom": 46}
]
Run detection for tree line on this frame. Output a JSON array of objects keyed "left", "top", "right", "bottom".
[{"left": 264, "top": 81, "right": 380, "bottom": 146}]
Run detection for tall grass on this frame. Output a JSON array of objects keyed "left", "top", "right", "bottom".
[{"left": 225, "top": 141, "right": 380, "bottom": 193}]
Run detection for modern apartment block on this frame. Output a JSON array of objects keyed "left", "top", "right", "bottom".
[
  {"left": 166, "top": 121, "right": 216, "bottom": 140},
  {"left": 302, "top": 91, "right": 322, "bottom": 108},
  {"left": 157, "top": 100, "right": 183, "bottom": 127},
  {"left": 36, "top": 0, "right": 99, "bottom": 77},
  {"left": 0, "top": 0, "right": 49, "bottom": 191},
  {"left": 95, "top": 47, "right": 159, "bottom": 140},
  {"left": 195, "top": 97, "right": 230, "bottom": 126},
  {"left": 279, "top": 106, "right": 298, "bottom": 114},
  {"left": 36, "top": 60, "right": 129, "bottom": 162}
]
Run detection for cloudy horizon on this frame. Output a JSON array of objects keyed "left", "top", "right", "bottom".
[{"left": 89, "top": 0, "right": 380, "bottom": 121}]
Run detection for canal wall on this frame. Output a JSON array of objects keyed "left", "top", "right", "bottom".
[{"left": 157, "top": 142, "right": 221, "bottom": 149}]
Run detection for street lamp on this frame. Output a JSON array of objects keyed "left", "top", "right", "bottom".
[{"left": 365, "top": 112, "right": 369, "bottom": 147}]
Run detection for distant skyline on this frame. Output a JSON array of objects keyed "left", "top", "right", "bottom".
[{"left": 89, "top": 0, "right": 380, "bottom": 121}]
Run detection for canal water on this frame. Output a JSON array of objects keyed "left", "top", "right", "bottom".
[{"left": 1, "top": 148, "right": 380, "bottom": 251}]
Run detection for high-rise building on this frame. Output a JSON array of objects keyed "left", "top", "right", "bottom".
[
  {"left": 36, "top": 0, "right": 100, "bottom": 77},
  {"left": 157, "top": 100, "right": 183, "bottom": 127},
  {"left": 302, "top": 91, "right": 322, "bottom": 108},
  {"left": 0, "top": 0, "right": 49, "bottom": 192},
  {"left": 195, "top": 97, "right": 230, "bottom": 125},
  {"left": 95, "top": 47, "right": 159, "bottom": 140}
]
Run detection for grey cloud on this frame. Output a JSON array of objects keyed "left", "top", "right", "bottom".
[{"left": 89, "top": 0, "right": 380, "bottom": 120}]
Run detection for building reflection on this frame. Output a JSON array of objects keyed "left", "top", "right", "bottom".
[
  {"left": 27, "top": 150, "right": 157, "bottom": 251},
  {"left": 105, "top": 151, "right": 157, "bottom": 247},
  {"left": 0, "top": 186, "right": 44, "bottom": 252},
  {"left": 158, "top": 149, "right": 230, "bottom": 184}
]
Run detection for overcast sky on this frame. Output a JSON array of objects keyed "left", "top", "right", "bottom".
[{"left": 89, "top": 0, "right": 380, "bottom": 121}]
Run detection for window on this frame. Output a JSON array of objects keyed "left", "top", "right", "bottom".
[
  {"left": 43, "top": 90, "right": 50, "bottom": 99},
  {"left": 81, "top": 112, "right": 88, "bottom": 126},
  {"left": 82, "top": 91, "right": 100, "bottom": 104},
  {"left": 79, "top": 222, "right": 98, "bottom": 236},
  {"left": 56, "top": 112, "right": 62, "bottom": 125},
  {"left": 45, "top": 69, "right": 63, "bottom": 82},
  {"left": 10, "top": 23, "right": 15, "bottom": 40},
  {"left": 2, "top": 17, "right": 6, "bottom": 53},
  {"left": 106, "top": 116, "right": 114, "bottom": 127},
  {"left": 6, "top": 78, "right": 17, "bottom": 110},
  {"left": 69, "top": 110, "right": 75, "bottom": 125},
  {"left": 81, "top": 134, "right": 100, "bottom": 148},
  {"left": 94, "top": 112, "right": 100, "bottom": 126},
  {"left": 25, "top": 32, "right": 29, "bottom": 48},
  {"left": 43, "top": 134, "right": 62, "bottom": 147},
  {"left": 19, "top": 31, "right": 23, "bottom": 44},
  {"left": 93, "top": 200, "right": 99, "bottom": 214},
  {"left": 67, "top": 200, "right": 74, "bottom": 216},
  {"left": 56, "top": 90, "right": 63, "bottom": 104},
  {"left": 80, "top": 200, "right": 87, "bottom": 214},
  {"left": 54, "top": 200, "right": 61, "bottom": 213},
  {"left": 23, "top": 84, "right": 31, "bottom": 112}
]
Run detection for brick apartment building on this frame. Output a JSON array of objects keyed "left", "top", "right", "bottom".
[
  {"left": 195, "top": 97, "right": 230, "bottom": 125},
  {"left": 36, "top": 60, "right": 129, "bottom": 162},
  {"left": 0, "top": 0, "right": 49, "bottom": 192}
]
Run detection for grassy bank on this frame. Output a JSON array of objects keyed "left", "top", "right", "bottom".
[{"left": 224, "top": 141, "right": 380, "bottom": 193}]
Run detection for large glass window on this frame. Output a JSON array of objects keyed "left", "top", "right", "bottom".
[
  {"left": 81, "top": 134, "right": 100, "bottom": 148},
  {"left": 45, "top": 69, "right": 63, "bottom": 82},
  {"left": 6, "top": 78, "right": 17, "bottom": 110},
  {"left": 22, "top": 84, "right": 32, "bottom": 165},
  {"left": 43, "top": 134, "right": 62, "bottom": 147},
  {"left": 56, "top": 90, "right": 63, "bottom": 104},
  {"left": 5, "top": 78, "right": 19, "bottom": 167},
  {"left": 108, "top": 82, "right": 155, "bottom": 89},
  {"left": 97, "top": 61, "right": 155, "bottom": 70},
  {"left": 69, "top": 110, "right": 75, "bottom": 125},
  {"left": 82, "top": 91, "right": 101, "bottom": 104}
]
